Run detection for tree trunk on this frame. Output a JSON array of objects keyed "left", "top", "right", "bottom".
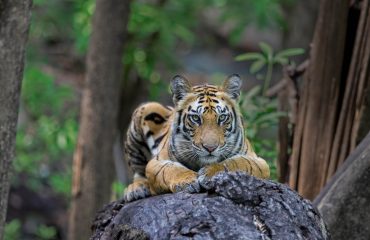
[
  {"left": 68, "top": 0, "right": 131, "bottom": 239},
  {"left": 314, "top": 131, "right": 370, "bottom": 240},
  {"left": 91, "top": 172, "right": 329, "bottom": 240},
  {"left": 356, "top": 85, "right": 370, "bottom": 144},
  {"left": 289, "top": 0, "right": 348, "bottom": 199},
  {"left": 289, "top": 0, "right": 370, "bottom": 200},
  {"left": 0, "top": 1, "right": 32, "bottom": 239},
  {"left": 277, "top": 0, "right": 320, "bottom": 183}
]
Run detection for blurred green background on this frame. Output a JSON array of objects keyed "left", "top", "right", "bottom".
[{"left": 6, "top": 0, "right": 310, "bottom": 239}]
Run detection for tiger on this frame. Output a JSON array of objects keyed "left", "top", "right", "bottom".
[{"left": 123, "top": 74, "right": 270, "bottom": 202}]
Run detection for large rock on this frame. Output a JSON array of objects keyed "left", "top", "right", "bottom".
[
  {"left": 91, "top": 172, "right": 329, "bottom": 240},
  {"left": 314, "top": 132, "right": 370, "bottom": 240}
]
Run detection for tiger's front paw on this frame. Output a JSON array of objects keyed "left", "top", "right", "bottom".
[
  {"left": 124, "top": 180, "right": 151, "bottom": 202},
  {"left": 170, "top": 172, "right": 200, "bottom": 193},
  {"left": 198, "top": 164, "right": 225, "bottom": 189}
]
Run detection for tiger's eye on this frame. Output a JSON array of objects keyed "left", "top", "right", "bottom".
[
  {"left": 219, "top": 114, "right": 228, "bottom": 122},
  {"left": 190, "top": 114, "right": 200, "bottom": 123}
]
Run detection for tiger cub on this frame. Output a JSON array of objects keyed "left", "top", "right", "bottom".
[{"left": 124, "top": 74, "right": 270, "bottom": 202}]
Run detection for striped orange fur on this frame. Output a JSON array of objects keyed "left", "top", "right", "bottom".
[{"left": 124, "top": 74, "right": 270, "bottom": 202}]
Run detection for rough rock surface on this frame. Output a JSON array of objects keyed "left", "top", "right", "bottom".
[
  {"left": 91, "top": 172, "right": 329, "bottom": 240},
  {"left": 314, "top": 132, "right": 370, "bottom": 240}
]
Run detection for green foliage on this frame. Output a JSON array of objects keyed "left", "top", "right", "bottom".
[
  {"left": 240, "top": 86, "right": 284, "bottom": 179},
  {"left": 236, "top": 42, "right": 304, "bottom": 95},
  {"left": 208, "top": 0, "right": 293, "bottom": 45},
  {"left": 123, "top": 0, "right": 293, "bottom": 98},
  {"left": 111, "top": 181, "right": 127, "bottom": 200},
  {"left": 124, "top": 0, "right": 201, "bottom": 99},
  {"left": 36, "top": 224, "right": 57, "bottom": 240},
  {"left": 4, "top": 219, "right": 21, "bottom": 240},
  {"left": 5, "top": 219, "right": 57, "bottom": 240},
  {"left": 236, "top": 43, "right": 304, "bottom": 180},
  {"left": 14, "top": 66, "right": 77, "bottom": 196},
  {"left": 30, "top": 0, "right": 74, "bottom": 40},
  {"left": 29, "top": 0, "right": 94, "bottom": 55},
  {"left": 29, "top": 0, "right": 294, "bottom": 99},
  {"left": 22, "top": 67, "right": 73, "bottom": 117},
  {"left": 72, "top": 0, "right": 95, "bottom": 53}
]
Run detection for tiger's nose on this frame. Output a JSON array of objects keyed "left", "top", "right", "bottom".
[{"left": 202, "top": 144, "right": 217, "bottom": 153}]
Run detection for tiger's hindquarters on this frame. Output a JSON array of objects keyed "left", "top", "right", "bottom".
[{"left": 123, "top": 102, "right": 172, "bottom": 201}]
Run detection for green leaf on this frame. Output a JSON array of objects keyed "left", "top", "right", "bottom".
[
  {"left": 235, "top": 52, "right": 264, "bottom": 62},
  {"left": 259, "top": 42, "right": 273, "bottom": 57},
  {"left": 275, "top": 48, "right": 305, "bottom": 59},
  {"left": 4, "top": 219, "right": 21, "bottom": 240},
  {"left": 273, "top": 56, "right": 289, "bottom": 65},
  {"left": 36, "top": 225, "right": 57, "bottom": 240},
  {"left": 250, "top": 59, "right": 266, "bottom": 74},
  {"left": 50, "top": 173, "right": 72, "bottom": 196},
  {"left": 254, "top": 112, "right": 286, "bottom": 125},
  {"left": 173, "top": 24, "right": 194, "bottom": 44}
]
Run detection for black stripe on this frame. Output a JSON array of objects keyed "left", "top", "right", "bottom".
[
  {"left": 129, "top": 131, "right": 150, "bottom": 152},
  {"left": 177, "top": 110, "right": 183, "bottom": 127},
  {"left": 145, "top": 131, "right": 154, "bottom": 138},
  {"left": 144, "top": 112, "right": 166, "bottom": 124},
  {"left": 152, "top": 132, "right": 166, "bottom": 149},
  {"left": 182, "top": 133, "right": 191, "bottom": 141},
  {"left": 126, "top": 143, "right": 147, "bottom": 159},
  {"left": 231, "top": 107, "right": 237, "bottom": 134},
  {"left": 233, "top": 131, "right": 242, "bottom": 153},
  {"left": 182, "top": 116, "right": 190, "bottom": 133},
  {"left": 154, "top": 162, "right": 170, "bottom": 179},
  {"left": 133, "top": 121, "right": 140, "bottom": 134}
]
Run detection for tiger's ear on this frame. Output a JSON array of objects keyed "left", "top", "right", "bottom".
[
  {"left": 170, "top": 75, "right": 192, "bottom": 105},
  {"left": 223, "top": 74, "right": 242, "bottom": 100}
]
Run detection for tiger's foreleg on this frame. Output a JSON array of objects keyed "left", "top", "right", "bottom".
[
  {"left": 146, "top": 159, "right": 200, "bottom": 195},
  {"left": 198, "top": 154, "right": 270, "bottom": 186}
]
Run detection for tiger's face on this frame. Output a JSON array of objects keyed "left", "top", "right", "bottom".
[{"left": 170, "top": 74, "right": 246, "bottom": 170}]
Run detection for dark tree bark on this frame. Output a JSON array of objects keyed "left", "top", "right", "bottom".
[
  {"left": 68, "top": 0, "right": 131, "bottom": 239},
  {"left": 0, "top": 0, "right": 32, "bottom": 239},
  {"left": 91, "top": 172, "right": 329, "bottom": 240},
  {"left": 326, "top": 0, "right": 370, "bottom": 180},
  {"left": 289, "top": 0, "right": 370, "bottom": 199},
  {"left": 268, "top": 62, "right": 307, "bottom": 183},
  {"left": 277, "top": 0, "right": 320, "bottom": 183},
  {"left": 289, "top": 0, "right": 348, "bottom": 199},
  {"left": 314, "top": 131, "right": 370, "bottom": 240},
  {"left": 356, "top": 86, "right": 370, "bottom": 144}
]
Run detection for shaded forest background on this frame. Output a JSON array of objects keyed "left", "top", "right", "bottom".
[
  {"left": 6, "top": 0, "right": 308, "bottom": 238},
  {"left": 2, "top": 0, "right": 369, "bottom": 239}
]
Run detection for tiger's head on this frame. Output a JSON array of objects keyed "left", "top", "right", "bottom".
[{"left": 169, "top": 74, "right": 247, "bottom": 170}]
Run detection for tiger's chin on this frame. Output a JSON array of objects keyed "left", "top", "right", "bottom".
[{"left": 198, "top": 155, "right": 221, "bottom": 166}]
